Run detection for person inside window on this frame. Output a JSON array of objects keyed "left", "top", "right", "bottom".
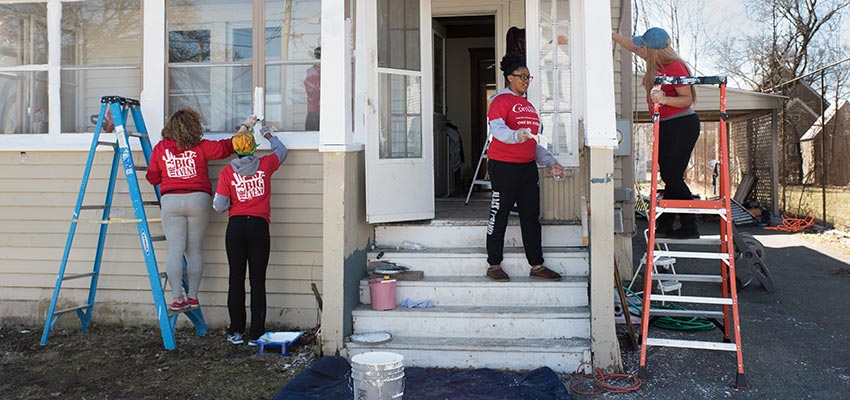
[{"left": 304, "top": 46, "right": 321, "bottom": 131}]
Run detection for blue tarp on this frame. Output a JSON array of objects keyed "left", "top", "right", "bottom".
[{"left": 273, "top": 356, "right": 573, "bottom": 400}]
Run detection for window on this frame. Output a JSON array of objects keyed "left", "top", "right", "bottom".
[
  {"left": 166, "top": 0, "right": 322, "bottom": 133},
  {"left": 537, "top": 0, "right": 575, "bottom": 163},
  {"left": 0, "top": 1, "right": 142, "bottom": 137},
  {"left": 61, "top": 0, "right": 142, "bottom": 133},
  {"left": 0, "top": 3, "right": 48, "bottom": 134}
]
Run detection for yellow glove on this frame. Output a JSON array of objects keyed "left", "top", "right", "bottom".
[{"left": 232, "top": 131, "right": 258, "bottom": 156}]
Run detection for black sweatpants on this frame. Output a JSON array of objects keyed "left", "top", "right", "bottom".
[
  {"left": 657, "top": 113, "right": 701, "bottom": 230},
  {"left": 225, "top": 215, "right": 271, "bottom": 340},
  {"left": 486, "top": 160, "right": 544, "bottom": 266}
]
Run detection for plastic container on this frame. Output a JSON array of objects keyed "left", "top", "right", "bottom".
[
  {"left": 369, "top": 277, "right": 397, "bottom": 311},
  {"left": 351, "top": 352, "right": 405, "bottom": 400}
]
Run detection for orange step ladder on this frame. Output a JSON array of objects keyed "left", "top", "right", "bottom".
[{"left": 638, "top": 75, "right": 747, "bottom": 389}]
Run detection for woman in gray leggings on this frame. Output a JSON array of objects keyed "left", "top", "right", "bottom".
[{"left": 147, "top": 109, "right": 256, "bottom": 311}]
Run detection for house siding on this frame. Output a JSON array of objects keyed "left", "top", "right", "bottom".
[{"left": 0, "top": 148, "right": 323, "bottom": 330}]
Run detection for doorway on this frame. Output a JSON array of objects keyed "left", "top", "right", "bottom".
[{"left": 432, "top": 15, "right": 496, "bottom": 200}]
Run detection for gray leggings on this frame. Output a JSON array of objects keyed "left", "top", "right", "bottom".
[{"left": 160, "top": 192, "right": 211, "bottom": 300}]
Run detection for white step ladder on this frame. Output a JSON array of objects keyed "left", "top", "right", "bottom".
[{"left": 465, "top": 135, "right": 491, "bottom": 205}]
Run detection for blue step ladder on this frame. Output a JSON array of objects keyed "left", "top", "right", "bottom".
[{"left": 40, "top": 96, "right": 207, "bottom": 350}]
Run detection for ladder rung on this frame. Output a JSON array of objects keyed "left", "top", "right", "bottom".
[
  {"left": 62, "top": 272, "right": 96, "bottom": 281},
  {"left": 127, "top": 132, "right": 147, "bottom": 138},
  {"left": 97, "top": 141, "right": 117, "bottom": 148},
  {"left": 657, "top": 207, "right": 727, "bottom": 215},
  {"left": 134, "top": 166, "right": 148, "bottom": 171},
  {"left": 649, "top": 309, "right": 726, "bottom": 319},
  {"left": 653, "top": 273, "right": 723, "bottom": 283},
  {"left": 54, "top": 304, "right": 92, "bottom": 315},
  {"left": 151, "top": 235, "right": 167, "bottom": 242},
  {"left": 658, "top": 199, "right": 724, "bottom": 209},
  {"left": 143, "top": 201, "right": 161, "bottom": 207},
  {"left": 655, "top": 250, "right": 729, "bottom": 260},
  {"left": 72, "top": 218, "right": 162, "bottom": 224},
  {"left": 650, "top": 294, "right": 733, "bottom": 305},
  {"left": 656, "top": 236, "right": 723, "bottom": 246},
  {"left": 79, "top": 205, "right": 107, "bottom": 210},
  {"left": 645, "top": 338, "right": 738, "bottom": 351}
]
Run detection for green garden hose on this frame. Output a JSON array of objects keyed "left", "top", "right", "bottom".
[{"left": 623, "top": 288, "right": 716, "bottom": 331}]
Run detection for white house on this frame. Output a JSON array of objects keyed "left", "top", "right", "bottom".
[{"left": 0, "top": 0, "right": 635, "bottom": 372}]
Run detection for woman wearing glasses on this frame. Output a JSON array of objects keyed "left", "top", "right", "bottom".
[{"left": 484, "top": 52, "right": 566, "bottom": 283}]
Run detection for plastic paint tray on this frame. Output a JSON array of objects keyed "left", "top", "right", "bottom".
[{"left": 256, "top": 331, "right": 304, "bottom": 355}]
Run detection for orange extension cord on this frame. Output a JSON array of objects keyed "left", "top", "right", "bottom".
[
  {"left": 764, "top": 212, "right": 815, "bottom": 233},
  {"left": 569, "top": 361, "right": 642, "bottom": 395}
]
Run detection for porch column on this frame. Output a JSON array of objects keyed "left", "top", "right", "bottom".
[
  {"left": 141, "top": 0, "right": 165, "bottom": 143},
  {"left": 320, "top": 0, "right": 369, "bottom": 356},
  {"left": 579, "top": 0, "right": 622, "bottom": 372}
]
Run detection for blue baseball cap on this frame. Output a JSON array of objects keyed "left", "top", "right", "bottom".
[{"left": 632, "top": 27, "right": 670, "bottom": 50}]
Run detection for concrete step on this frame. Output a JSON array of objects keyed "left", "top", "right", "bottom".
[
  {"left": 346, "top": 336, "right": 591, "bottom": 373},
  {"left": 374, "top": 221, "right": 583, "bottom": 248},
  {"left": 352, "top": 304, "right": 590, "bottom": 339},
  {"left": 368, "top": 246, "right": 588, "bottom": 277},
  {"left": 359, "top": 276, "right": 588, "bottom": 307}
]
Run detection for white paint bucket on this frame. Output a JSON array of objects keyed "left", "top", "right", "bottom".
[{"left": 351, "top": 351, "right": 405, "bottom": 400}]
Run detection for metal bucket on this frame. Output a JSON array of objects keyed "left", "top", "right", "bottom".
[{"left": 351, "top": 352, "right": 404, "bottom": 400}]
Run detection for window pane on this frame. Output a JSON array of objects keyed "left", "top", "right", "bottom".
[
  {"left": 61, "top": 0, "right": 142, "bottom": 66},
  {"left": 379, "top": 73, "right": 421, "bottom": 159},
  {"left": 265, "top": 63, "right": 320, "bottom": 131},
  {"left": 61, "top": 69, "right": 141, "bottom": 132},
  {"left": 265, "top": 0, "right": 322, "bottom": 62},
  {"left": 378, "top": 0, "right": 420, "bottom": 70},
  {"left": 166, "top": 0, "right": 253, "bottom": 63},
  {"left": 168, "top": 66, "right": 253, "bottom": 132},
  {"left": 0, "top": 4, "right": 48, "bottom": 67},
  {"left": 0, "top": 71, "right": 48, "bottom": 134}
]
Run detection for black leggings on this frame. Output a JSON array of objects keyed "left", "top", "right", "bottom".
[
  {"left": 225, "top": 215, "right": 270, "bottom": 340},
  {"left": 486, "top": 160, "right": 543, "bottom": 266},
  {"left": 657, "top": 113, "right": 701, "bottom": 229}
]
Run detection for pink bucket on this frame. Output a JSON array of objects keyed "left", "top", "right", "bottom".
[{"left": 369, "top": 278, "right": 397, "bottom": 311}]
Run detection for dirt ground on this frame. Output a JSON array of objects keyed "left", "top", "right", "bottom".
[{"left": 0, "top": 321, "right": 316, "bottom": 400}]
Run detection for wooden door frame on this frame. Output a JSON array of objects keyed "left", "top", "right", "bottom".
[{"left": 469, "top": 47, "right": 495, "bottom": 178}]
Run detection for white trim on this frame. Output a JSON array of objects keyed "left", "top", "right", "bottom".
[
  {"left": 377, "top": 67, "right": 423, "bottom": 77},
  {"left": 578, "top": 1, "right": 617, "bottom": 149},
  {"left": 47, "top": 0, "right": 61, "bottom": 137},
  {"left": 319, "top": 0, "right": 354, "bottom": 149},
  {"left": 0, "top": 65, "right": 49, "bottom": 72},
  {"left": 320, "top": 143, "right": 364, "bottom": 152},
  {"left": 141, "top": 0, "right": 165, "bottom": 144}
]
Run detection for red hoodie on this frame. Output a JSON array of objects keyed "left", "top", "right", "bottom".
[{"left": 146, "top": 137, "right": 234, "bottom": 195}]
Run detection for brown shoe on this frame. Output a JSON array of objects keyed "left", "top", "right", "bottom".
[
  {"left": 530, "top": 266, "right": 561, "bottom": 281},
  {"left": 486, "top": 265, "right": 510, "bottom": 282}
]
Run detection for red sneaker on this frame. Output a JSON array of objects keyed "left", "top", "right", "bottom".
[
  {"left": 170, "top": 298, "right": 188, "bottom": 311},
  {"left": 185, "top": 297, "right": 200, "bottom": 309}
]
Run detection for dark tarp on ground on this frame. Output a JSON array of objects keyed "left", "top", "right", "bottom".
[{"left": 273, "top": 356, "right": 573, "bottom": 400}]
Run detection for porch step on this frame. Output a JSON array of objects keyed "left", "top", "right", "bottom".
[
  {"left": 368, "top": 247, "right": 588, "bottom": 277},
  {"left": 359, "top": 276, "right": 588, "bottom": 307},
  {"left": 352, "top": 304, "right": 590, "bottom": 339},
  {"left": 374, "top": 221, "right": 583, "bottom": 248},
  {"left": 346, "top": 336, "right": 591, "bottom": 373}
]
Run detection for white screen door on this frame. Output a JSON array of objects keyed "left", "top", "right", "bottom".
[{"left": 364, "top": 0, "right": 434, "bottom": 223}]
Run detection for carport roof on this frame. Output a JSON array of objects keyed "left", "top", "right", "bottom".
[{"left": 631, "top": 79, "right": 787, "bottom": 123}]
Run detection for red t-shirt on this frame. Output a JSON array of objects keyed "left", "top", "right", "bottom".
[
  {"left": 487, "top": 92, "right": 540, "bottom": 163},
  {"left": 647, "top": 61, "right": 692, "bottom": 119},
  {"left": 146, "top": 137, "right": 234, "bottom": 195},
  {"left": 215, "top": 154, "right": 281, "bottom": 223}
]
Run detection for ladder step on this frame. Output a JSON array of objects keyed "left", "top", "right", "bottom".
[
  {"left": 650, "top": 294, "right": 733, "bottom": 305},
  {"left": 127, "top": 132, "right": 147, "bottom": 138},
  {"left": 656, "top": 207, "right": 727, "bottom": 215},
  {"left": 655, "top": 250, "right": 729, "bottom": 261},
  {"left": 143, "top": 201, "right": 161, "bottom": 207},
  {"left": 656, "top": 236, "right": 723, "bottom": 246},
  {"left": 97, "top": 141, "right": 117, "bottom": 148},
  {"left": 134, "top": 166, "right": 148, "bottom": 171},
  {"left": 62, "top": 272, "right": 96, "bottom": 281},
  {"left": 645, "top": 338, "right": 738, "bottom": 351},
  {"left": 658, "top": 199, "right": 724, "bottom": 209},
  {"left": 151, "top": 235, "right": 167, "bottom": 242},
  {"left": 653, "top": 273, "right": 723, "bottom": 283},
  {"left": 79, "top": 205, "right": 107, "bottom": 210},
  {"left": 54, "top": 304, "right": 92, "bottom": 316},
  {"left": 649, "top": 309, "right": 726, "bottom": 319}
]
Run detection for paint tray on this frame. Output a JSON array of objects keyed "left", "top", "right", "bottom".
[{"left": 256, "top": 331, "right": 304, "bottom": 355}]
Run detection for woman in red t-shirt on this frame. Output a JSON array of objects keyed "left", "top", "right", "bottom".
[
  {"left": 484, "top": 52, "right": 566, "bottom": 283},
  {"left": 213, "top": 126, "right": 287, "bottom": 345},
  {"left": 146, "top": 109, "right": 256, "bottom": 312},
  {"left": 613, "top": 27, "right": 701, "bottom": 239}
]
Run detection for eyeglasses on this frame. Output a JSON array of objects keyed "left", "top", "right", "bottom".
[{"left": 510, "top": 74, "right": 534, "bottom": 81}]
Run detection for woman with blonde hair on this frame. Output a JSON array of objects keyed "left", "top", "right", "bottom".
[
  {"left": 146, "top": 108, "right": 257, "bottom": 311},
  {"left": 613, "top": 27, "right": 701, "bottom": 239}
]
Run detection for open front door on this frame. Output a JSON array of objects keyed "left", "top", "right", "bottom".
[{"left": 364, "top": 0, "right": 434, "bottom": 223}]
